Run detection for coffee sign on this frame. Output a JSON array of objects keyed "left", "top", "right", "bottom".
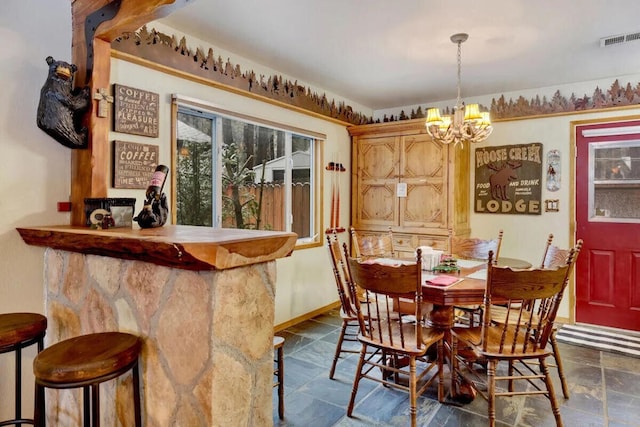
[
  {"left": 113, "top": 84, "right": 159, "bottom": 137},
  {"left": 113, "top": 140, "right": 159, "bottom": 189},
  {"left": 474, "top": 143, "right": 543, "bottom": 215}
]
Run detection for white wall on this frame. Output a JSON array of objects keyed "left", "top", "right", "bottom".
[{"left": 0, "top": 0, "right": 75, "bottom": 418}]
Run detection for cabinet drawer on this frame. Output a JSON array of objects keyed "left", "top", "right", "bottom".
[
  {"left": 393, "top": 234, "right": 448, "bottom": 255},
  {"left": 415, "top": 236, "right": 448, "bottom": 251},
  {"left": 392, "top": 234, "right": 416, "bottom": 253}
]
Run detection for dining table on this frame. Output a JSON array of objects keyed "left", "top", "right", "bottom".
[{"left": 419, "top": 257, "right": 532, "bottom": 329}]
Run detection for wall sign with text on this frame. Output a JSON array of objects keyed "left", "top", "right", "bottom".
[
  {"left": 112, "top": 140, "right": 159, "bottom": 189},
  {"left": 474, "top": 142, "right": 543, "bottom": 215},
  {"left": 113, "top": 84, "right": 159, "bottom": 137}
]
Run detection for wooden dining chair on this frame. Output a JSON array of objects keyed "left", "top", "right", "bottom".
[
  {"left": 490, "top": 235, "right": 582, "bottom": 400},
  {"left": 448, "top": 228, "right": 504, "bottom": 263},
  {"left": 343, "top": 246, "right": 444, "bottom": 427},
  {"left": 326, "top": 232, "right": 365, "bottom": 379},
  {"left": 350, "top": 226, "right": 394, "bottom": 259},
  {"left": 540, "top": 235, "right": 582, "bottom": 399},
  {"left": 449, "top": 229, "right": 504, "bottom": 327},
  {"left": 451, "top": 247, "right": 580, "bottom": 427}
]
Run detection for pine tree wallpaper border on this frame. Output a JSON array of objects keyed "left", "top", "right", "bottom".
[
  {"left": 112, "top": 26, "right": 373, "bottom": 126},
  {"left": 113, "top": 26, "right": 640, "bottom": 125}
]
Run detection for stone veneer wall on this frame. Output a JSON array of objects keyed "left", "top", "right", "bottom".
[{"left": 42, "top": 248, "right": 276, "bottom": 426}]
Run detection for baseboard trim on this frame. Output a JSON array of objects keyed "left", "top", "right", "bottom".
[{"left": 274, "top": 301, "right": 341, "bottom": 332}]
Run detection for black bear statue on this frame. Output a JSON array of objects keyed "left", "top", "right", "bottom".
[{"left": 36, "top": 56, "right": 91, "bottom": 149}]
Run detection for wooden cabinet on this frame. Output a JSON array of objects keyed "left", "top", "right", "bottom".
[{"left": 348, "top": 118, "right": 470, "bottom": 257}]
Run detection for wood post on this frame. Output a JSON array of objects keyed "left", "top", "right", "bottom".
[{"left": 69, "top": 0, "right": 188, "bottom": 225}]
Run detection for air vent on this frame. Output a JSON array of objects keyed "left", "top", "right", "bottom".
[{"left": 600, "top": 31, "right": 640, "bottom": 47}]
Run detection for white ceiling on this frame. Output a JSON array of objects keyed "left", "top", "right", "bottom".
[{"left": 159, "top": 0, "right": 640, "bottom": 111}]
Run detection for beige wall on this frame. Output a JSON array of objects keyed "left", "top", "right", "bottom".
[
  {"left": 109, "top": 58, "right": 355, "bottom": 327},
  {"left": 0, "top": 0, "right": 74, "bottom": 417},
  {"left": 3, "top": 0, "right": 640, "bottom": 419},
  {"left": 378, "top": 85, "right": 640, "bottom": 320},
  {"left": 472, "top": 108, "right": 640, "bottom": 320}
]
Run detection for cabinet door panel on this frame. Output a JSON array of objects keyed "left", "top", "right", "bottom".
[
  {"left": 403, "top": 134, "right": 445, "bottom": 179},
  {"left": 402, "top": 182, "right": 446, "bottom": 228},
  {"left": 358, "top": 184, "right": 396, "bottom": 225},
  {"left": 355, "top": 136, "right": 399, "bottom": 227},
  {"left": 360, "top": 139, "right": 397, "bottom": 180},
  {"left": 401, "top": 135, "right": 447, "bottom": 229}
]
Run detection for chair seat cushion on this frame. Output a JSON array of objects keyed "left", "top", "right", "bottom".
[
  {"left": 34, "top": 332, "right": 141, "bottom": 385},
  {"left": 0, "top": 313, "right": 47, "bottom": 351}
]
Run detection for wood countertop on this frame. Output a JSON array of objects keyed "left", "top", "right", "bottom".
[{"left": 17, "top": 225, "right": 297, "bottom": 271}]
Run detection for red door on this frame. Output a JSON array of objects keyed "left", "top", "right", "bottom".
[{"left": 575, "top": 120, "right": 640, "bottom": 332}]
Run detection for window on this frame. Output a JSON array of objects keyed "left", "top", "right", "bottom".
[
  {"left": 588, "top": 139, "right": 640, "bottom": 222},
  {"left": 173, "top": 99, "right": 322, "bottom": 243}
]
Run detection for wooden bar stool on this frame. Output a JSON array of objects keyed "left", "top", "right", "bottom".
[
  {"left": 273, "top": 336, "right": 284, "bottom": 420},
  {"left": 33, "top": 332, "right": 142, "bottom": 427},
  {"left": 0, "top": 313, "right": 47, "bottom": 426}
]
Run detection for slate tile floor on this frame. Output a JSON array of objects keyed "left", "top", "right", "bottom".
[{"left": 273, "top": 309, "right": 640, "bottom": 426}]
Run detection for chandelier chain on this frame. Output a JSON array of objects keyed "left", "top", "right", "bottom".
[{"left": 456, "top": 39, "right": 462, "bottom": 108}]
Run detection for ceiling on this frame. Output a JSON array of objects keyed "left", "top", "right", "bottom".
[{"left": 159, "top": 0, "right": 640, "bottom": 111}]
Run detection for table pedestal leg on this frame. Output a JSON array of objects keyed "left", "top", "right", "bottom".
[{"left": 427, "top": 304, "right": 477, "bottom": 403}]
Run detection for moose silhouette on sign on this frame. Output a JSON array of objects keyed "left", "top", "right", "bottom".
[{"left": 487, "top": 161, "right": 522, "bottom": 200}]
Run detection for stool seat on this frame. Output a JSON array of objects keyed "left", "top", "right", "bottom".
[
  {"left": 0, "top": 312, "right": 47, "bottom": 426},
  {"left": 34, "top": 332, "right": 142, "bottom": 426},
  {"left": 0, "top": 313, "right": 47, "bottom": 351},
  {"left": 34, "top": 332, "right": 141, "bottom": 387},
  {"left": 273, "top": 335, "right": 284, "bottom": 350}
]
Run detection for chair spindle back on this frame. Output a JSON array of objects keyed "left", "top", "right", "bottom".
[
  {"left": 482, "top": 244, "right": 580, "bottom": 354},
  {"left": 449, "top": 228, "right": 504, "bottom": 262},
  {"left": 326, "top": 233, "right": 358, "bottom": 318},
  {"left": 350, "top": 226, "right": 394, "bottom": 259},
  {"left": 343, "top": 244, "right": 424, "bottom": 351}
]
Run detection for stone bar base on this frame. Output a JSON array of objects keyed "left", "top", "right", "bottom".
[{"left": 43, "top": 248, "right": 276, "bottom": 426}]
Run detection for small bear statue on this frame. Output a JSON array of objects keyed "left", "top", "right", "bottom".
[
  {"left": 36, "top": 56, "right": 91, "bottom": 149},
  {"left": 133, "top": 194, "right": 169, "bottom": 229}
]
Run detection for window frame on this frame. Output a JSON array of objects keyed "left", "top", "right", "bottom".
[{"left": 171, "top": 95, "right": 324, "bottom": 248}]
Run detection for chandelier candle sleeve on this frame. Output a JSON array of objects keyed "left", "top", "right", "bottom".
[{"left": 425, "top": 33, "right": 493, "bottom": 147}]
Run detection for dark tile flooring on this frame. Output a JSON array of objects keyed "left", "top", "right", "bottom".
[{"left": 273, "top": 309, "right": 640, "bottom": 426}]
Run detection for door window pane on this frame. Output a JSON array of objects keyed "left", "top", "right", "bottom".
[{"left": 589, "top": 140, "right": 640, "bottom": 222}]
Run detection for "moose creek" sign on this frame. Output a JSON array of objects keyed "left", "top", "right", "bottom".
[{"left": 474, "top": 143, "right": 543, "bottom": 215}]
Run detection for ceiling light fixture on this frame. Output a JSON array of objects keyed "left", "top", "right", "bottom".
[{"left": 425, "top": 33, "right": 493, "bottom": 147}]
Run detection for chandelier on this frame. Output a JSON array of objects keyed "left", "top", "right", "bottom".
[{"left": 425, "top": 33, "right": 493, "bottom": 147}]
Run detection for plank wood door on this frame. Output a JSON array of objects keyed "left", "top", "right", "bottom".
[{"left": 575, "top": 120, "right": 640, "bottom": 332}]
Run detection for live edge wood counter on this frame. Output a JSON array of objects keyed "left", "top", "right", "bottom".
[
  {"left": 17, "top": 224, "right": 297, "bottom": 270},
  {"left": 17, "top": 224, "right": 297, "bottom": 426}
]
